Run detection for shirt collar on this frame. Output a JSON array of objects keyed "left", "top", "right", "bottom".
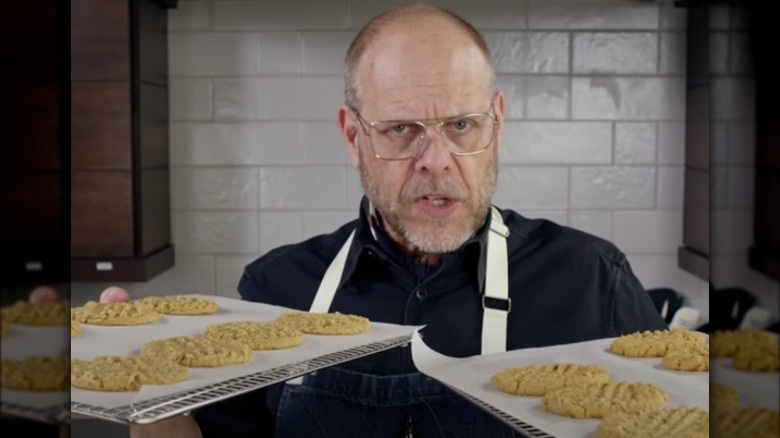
[{"left": 339, "top": 196, "right": 493, "bottom": 294}]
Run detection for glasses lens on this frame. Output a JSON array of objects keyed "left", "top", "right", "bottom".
[{"left": 369, "top": 114, "right": 494, "bottom": 159}]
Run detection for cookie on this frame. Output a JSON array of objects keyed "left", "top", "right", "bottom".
[
  {"left": 71, "top": 300, "right": 161, "bottom": 326},
  {"left": 597, "top": 405, "right": 708, "bottom": 438},
  {"left": 710, "top": 382, "right": 739, "bottom": 412},
  {"left": 204, "top": 321, "right": 304, "bottom": 350},
  {"left": 71, "top": 355, "right": 191, "bottom": 392},
  {"left": 276, "top": 311, "right": 370, "bottom": 335},
  {"left": 542, "top": 381, "right": 668, "bottom": 418},
  {"left": 491, "top": 363, "right": 610, "bottom": 396},
  {"left": 138, "top": 295, "right": 219, "bottom": 315},
  {"left": 3, "top": 300, "right": 69, "bottom": 325},
  {"left": 711, "top": 405, "right": 780, "bottom": 438},
  {"left": 732, "top": 341, "right": 779, "bottom": 372},
  {"left": 71, "top": 319, "right": 82, "bottom": 337},
  {"left": 711, "top": 328, "right": 777, "bottom": 358},
  {"left": 140, "top": 335, "right": 252, "bottom": 367},
  {"left": 662, "top": 342, "right": 709, "bottom": 372},
  {"left": 0, "top": 318, "right": 9, "bottom": 337},
  {"left": 1, "top": 356, "right": 69, "bottom": 391},
  {"left": 609, "top": 328, "right": 705, "bottom": 357}
]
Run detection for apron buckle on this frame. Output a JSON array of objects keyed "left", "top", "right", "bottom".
[{"left": 482, "top": 295, "right": 511, "bottom": 313}]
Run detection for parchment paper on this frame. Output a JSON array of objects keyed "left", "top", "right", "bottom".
[
  {"left": 710, "top": 357, "right": 779, "bottom": 409},
  {"left": 0, "top": 324, "right": 70, "bottom": 410},
  {"left": 71, "top": 295, "right": 419, "bottom": 410},
  {"left": 411, "top": 331, "right": 709, "bottom": 438}
]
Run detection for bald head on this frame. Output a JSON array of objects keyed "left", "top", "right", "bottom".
[{"left": 344, "top": 4, "right": 495, "bottom": 109}]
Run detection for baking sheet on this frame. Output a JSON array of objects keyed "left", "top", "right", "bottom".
[
  {"left": 0, "top": 324, "right": 70, "bottom": 423},
  {"left": 71, "top": 295, "right": 419, "bottom": 416},
  {"left": 710, "top": 357, "right": 779, "bottom": 410},
  {"left": 411, "top": 331, "right": 709, "bottom": 438}
]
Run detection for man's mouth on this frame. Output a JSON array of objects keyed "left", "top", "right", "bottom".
[{"left": 416, "top": 194, "right": 458, "bottom": 207}]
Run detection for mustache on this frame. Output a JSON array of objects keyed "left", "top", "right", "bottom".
[{"left": 401, "top": 178, "right": 466, "bottom": 202}]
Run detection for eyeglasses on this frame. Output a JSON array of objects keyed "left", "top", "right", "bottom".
[{"left": 350, "top": 98, "right": 498, "bottom": 161}]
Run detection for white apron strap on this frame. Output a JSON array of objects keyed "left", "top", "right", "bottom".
[
  {"left": 481, "top": 206, "right": 510, "bottom": 355},
  {"left": 309, "top": 230, "right": 356, "bottom": 313}
]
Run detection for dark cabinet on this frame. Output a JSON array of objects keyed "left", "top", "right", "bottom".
[
  {"left": 0, "top": 0, "right": 68, "bottom": 284},
  {"left": 70, "top": 0, "right": 177, "bottom": 281}
]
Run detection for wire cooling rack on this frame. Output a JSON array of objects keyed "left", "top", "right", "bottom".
[
  {"left": 446, "top": 386, "right": 556, "bottom": 438},
  {"left": 1, "top": 400, "right": 69, "bottom": 424},
  {"left": 70, "top": 334, "right": 412, "bottom": 425}
]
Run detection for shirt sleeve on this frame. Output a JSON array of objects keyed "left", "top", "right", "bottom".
[{"left": 610, "top": 257, "right": 669, "bottom": 334}]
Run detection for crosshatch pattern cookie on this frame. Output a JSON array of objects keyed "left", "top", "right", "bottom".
[
  {"left": 140, "top": 335, "right": 252, "bottom": 367},
  {"left": 541, "top": 381, "right": 668, "bottom": 418},
  {"left": 1, "top": 356, "right": 69, "bottom": 391},
  {"left": 204, "top": 321, "right": 304, "bottom": 350},
  {"left": 138, "top": 295, "right": 219, "bottom": 315},
  {"left": 596, "top": 405, "right": 709, "bottom": 438},
  {"left": 276, "top": 311, "right": 370, "bottom": 335},
  {"left": 71, "top": 301, "right": 161, "bottom": 326},
  {"left": 710, "top": 383, "right": 739, "bottom": 412},
  {"left": 662, "top": 342, "right": 710, "bottom": 372},
  {"left": 71, "top": 355, "right": 191, "bottom": 392},
  {"left": 609, "top": 328, "right": 705, "bottom": 357},
  {"left": 491, "top": 363, "right": 611, "bottom": 396},
  {"left": 4, "top": 300, "right": 70, "bottom": 325},
  {"left": 711, "top": 405, "right": 780, "bottom": 438}
]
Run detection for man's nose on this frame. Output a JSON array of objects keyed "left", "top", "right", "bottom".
[{"left": 413, "top": 126, "right": 452, "bottom": 174}]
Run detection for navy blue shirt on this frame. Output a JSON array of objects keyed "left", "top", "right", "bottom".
[{"left": 193, "top": 197, "right": 667, "bottom": 435}]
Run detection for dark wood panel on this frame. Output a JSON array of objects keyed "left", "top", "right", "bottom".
[
  {"left": 71, "top": 82, "right": 133, "bottom": 170},
  {"left": 0, "top": 171, "right": 61, "bottom": 245},
  {"left": 71, "top": 0, "right": 131, "bottom": 81},
  {"left": 0, "top": 1, "right": 59, "bottom": 81},
  {"left": 753, "top": 169, "right": 779, "bottom": 249},
  {"left": 684, "top": 86, "right": 708, "bottom": 170},
  {"left": 139, "top": 84, "right": 169, "bottom": 168},
  {"left": 71, "top": 171, "right": 135, "bottom": 258},
  {"left": 72, "top": 245, "right": 174, "bottom": 282},
  {"left": 137, "top": 0, "right": 169, "bottom": 87},
  {"left": 140, "top": 168, "right": 170, "bottom": 254},
  {"left": 683, "top": 168, "right": 709, "bottom": 255},
  {"left": 0, "top": 84, "right": 60, "bottom": 170}
]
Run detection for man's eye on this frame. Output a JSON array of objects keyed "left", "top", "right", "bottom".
[{"left": 391, "top": 124, "right": 408, "bottom": 134}]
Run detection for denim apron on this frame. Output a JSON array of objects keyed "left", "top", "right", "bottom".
[{"left": 276, "top": 207, "right": 515, "bottom": 437}]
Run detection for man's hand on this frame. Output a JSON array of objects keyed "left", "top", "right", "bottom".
[
  {"left": 28, "top": 286, "right": 60, "bottom": 304},
  {"left": 98, "top": 286, "right": 131, "bottom": 304}
]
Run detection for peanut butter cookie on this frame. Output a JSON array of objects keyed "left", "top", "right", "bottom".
[
  {"left": 597, "top": 405, "right": 708, "bottom": 438},
  {"left": 138, "top": 295, "right": 219, "bottom": 315},
  {"left": 71, "top": 355, "right": 191, "bottom": 392},
  {"left": 276, "top": 311, "right": 370, "bottom": 335},
  {"left": 71, "top": 301, "right": 161, "bottom": 326},
  {"left": 609, "top": 328, "right": 705, "bottom": 357},
  {"left": 140, "top": 335, "right": 252, "bottom": 367},
  {"left": 491, "top": 363, "right": 610, "bottom": 396},
  {"left": 1, "top": 356, "right": 69, "bottom": 391},
  {"left": 542, "top": 381, "right": 668, "bottom": 418},
  {"left": 204, "top": 321, "right": 304, "bottom": 350}
]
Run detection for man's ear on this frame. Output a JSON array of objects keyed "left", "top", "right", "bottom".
[
  {"left": 493, "top": 90, "right": 506, "bottom": 155},
  {"left": 338, "top": 104, "right": 360, "bottom": 168}
]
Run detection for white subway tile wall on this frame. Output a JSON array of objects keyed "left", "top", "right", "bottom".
[{"left": 71, "top": 0, "right": 780, "bottom": 324}]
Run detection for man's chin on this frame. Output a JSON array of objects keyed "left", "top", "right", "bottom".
[{"left": 404, "top": 227, "right": 471, "bottom": 254}]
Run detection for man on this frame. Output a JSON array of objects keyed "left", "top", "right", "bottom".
[{"left": 90, "top": 4, "right": 667, "bottom": 437}]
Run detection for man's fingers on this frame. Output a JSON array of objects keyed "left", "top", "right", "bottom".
[
  {"left": 99, "top": 286, "right": 130, "bottom": 303},
  {"left": 28, "top": 286, "right": 59, "bottom": 303}
]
